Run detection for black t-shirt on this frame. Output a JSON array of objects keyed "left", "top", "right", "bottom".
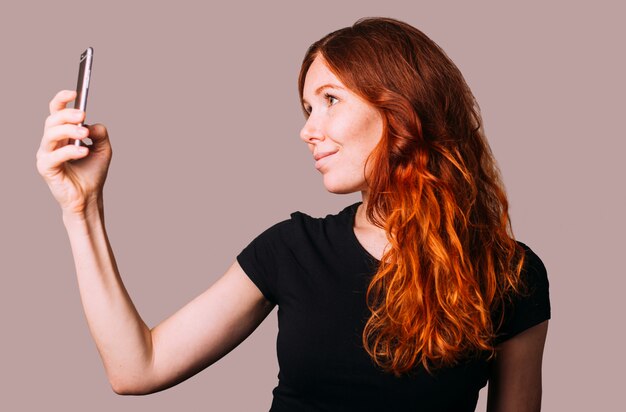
[{"left": 236, "top": 201, "right": 551, "bottom": 412}]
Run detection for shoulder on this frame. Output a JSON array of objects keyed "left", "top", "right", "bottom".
[
  {"left": 263, "top": 202, "right": 359, "bottom": 244},
  {"left": 235, "top": 202, "right": 360, "bottom": 304},
  {"left": 246, "top": 208, "right": 326, "bottom": 244},
  {"left": 515, "top": 241, "right": 550, "bottom": 297},
  {"left": 493, "top": 241, "right": 551, "bottom": 344},
  {"left": 289, "top": 202, "right": 358, "bottom": 228},
  {"left": 238, "top": 201, "right": 359, "bottom": 260},
  {"left": 517, "top": 241, "right": 547, "bottom": 275}
]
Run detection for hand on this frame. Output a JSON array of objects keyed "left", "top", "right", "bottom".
[{"left": 36, "top": 90, "right": 113, "bottom": 215}]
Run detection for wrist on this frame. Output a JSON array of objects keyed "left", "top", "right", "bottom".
[{"left": 62, "top": 195, "right": 104, "bottom": 225}]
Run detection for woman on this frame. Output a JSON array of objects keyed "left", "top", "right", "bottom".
[{"left": 36, "top": 17, "right": 550, "bottom": 412}]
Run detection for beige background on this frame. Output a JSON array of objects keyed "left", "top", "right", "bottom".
[{"left": 1, "top": 0, "right": 623, "bottom": 410}]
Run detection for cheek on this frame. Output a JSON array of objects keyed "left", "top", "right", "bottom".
[
  {"left": 327, "top": 106, "right": 383, "bottom": 153},
  {"left": 334, "top": 118, "right": 376, "bottom": 145},
  {"left": 325, "top": 116, "right": 353, "bottom": 145},
  {"left": 355, "top": 116, "right": 383, "bottom": 154}
]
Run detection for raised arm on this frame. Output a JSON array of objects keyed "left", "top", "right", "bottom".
[
  {"left": 486, "top": 320, "right": 549, "bottom": 412},
  {"left": 63, "top": 208, "right": 274, "bottom": 395},
  {"left": 37, "top": 91, "right": 275, "bottom": 395}
]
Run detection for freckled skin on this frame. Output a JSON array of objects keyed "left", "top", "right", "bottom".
[{"left": 300, "top": 55, "right": 384, "bottom": 195}]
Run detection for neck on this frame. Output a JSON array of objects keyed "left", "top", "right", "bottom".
[{"left": 357, "top": 190, "right": 386, "bottom": 234}]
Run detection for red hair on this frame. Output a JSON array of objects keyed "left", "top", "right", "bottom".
[{"left": 298, "top": 17, "right": 526, "bottom": 375}]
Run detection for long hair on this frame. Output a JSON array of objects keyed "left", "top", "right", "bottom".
[{"left": 298, "top": 17, "right": 527, "bottom": 375}]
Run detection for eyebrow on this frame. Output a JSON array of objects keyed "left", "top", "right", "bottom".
[{"left": 301, "top": 83, "right": 346, "bottom": 107}]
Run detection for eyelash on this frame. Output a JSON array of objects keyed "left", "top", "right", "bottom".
[
  {"left": 304, "top": 93, "right": 339, "bottom": 115},
  {"left": 325, "top": 93, "right": 339, "bottom": 106}
]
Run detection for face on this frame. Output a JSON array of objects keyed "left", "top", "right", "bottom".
[{"left": 300, "top": 55, "right": 383, "bottom": 194}]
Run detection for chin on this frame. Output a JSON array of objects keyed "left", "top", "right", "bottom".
[{"left": 322, "top": 175, "right": 363, "bottom": 194}]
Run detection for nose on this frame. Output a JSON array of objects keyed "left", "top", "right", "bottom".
[{"left": 299, "top": 114, "right": 325, "bottom": 144}]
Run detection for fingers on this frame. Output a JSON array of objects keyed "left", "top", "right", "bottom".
[
  {"left": 37, "top": 143, "right": 89, "bottom": 177},
  {"left": 49, "top": 90, "right": 76, "bottom": 115},
  {"left": 43, "top": 90, "right": 85, "bottom": 151},
  {"left": 45, "top": 107, "right": 85, "bottom": 129},
  {"left": 41, "top": 123, "right": 89, "bottom": 153},
  {"left": 42, "top": 90, "right": 97, "bottom": 153},
  {"left": 39, "top": 91, "right": 111, "bottom": 175}
]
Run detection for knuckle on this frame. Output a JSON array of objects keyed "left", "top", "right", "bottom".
[
  {"left": 35, "top": 153, "right": 46, "bottom": 174},
  {"left": 49, "top": 90, "right": 75, "bottom": 113},
  {"left": 42, "top": 127, "right": 54, "bottom": 140},
  {"left": 44, "top": 114, "right": 54, "bottom": 129},
  {"left": 57, "top": 89, "right": 73, "bottom": 100},
  {"left": 93, "top": 123, "right": 108, "bottom": 135}
]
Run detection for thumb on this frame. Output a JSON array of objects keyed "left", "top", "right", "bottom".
[{"left": 85, "top": 123, "right": 111, "bottom": 152}]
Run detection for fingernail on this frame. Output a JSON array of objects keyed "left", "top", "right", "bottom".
[{"left": 77, "top": 127, "right": 88, "bottom": 136}]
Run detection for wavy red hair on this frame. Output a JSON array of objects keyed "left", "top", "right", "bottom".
[{"left": 298, "top": 17, "right": 527, "bottom": 375}]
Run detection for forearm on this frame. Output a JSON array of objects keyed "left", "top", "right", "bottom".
[{"left": 63, "top": 197, "right": 153, "bottom": 394}]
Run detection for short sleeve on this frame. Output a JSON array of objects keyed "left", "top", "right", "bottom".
[
  {"left": 493, "top": 243, "right": 551, "bottom": 344},
  {"left": 236, "top": 219, "right": 292, "bottom": 305}
]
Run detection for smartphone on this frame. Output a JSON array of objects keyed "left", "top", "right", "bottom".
[{"left": 71, "top": 47, "right": 93, "bottom": 146}]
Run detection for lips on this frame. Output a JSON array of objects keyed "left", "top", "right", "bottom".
[
  {"left": 314, "top": 150, "right": 338, "bottom": 170},
  {"left": 314, "top": 150, "right": 338, "bottom": 161}
]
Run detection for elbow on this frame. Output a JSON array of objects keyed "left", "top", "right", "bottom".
[
  {"left": 109, "top": 376, "right": 153, "bottom": 396},
  {"left": 111, "top": 385, "right": 132, "bottom": 396},
  {"left": 111, "top": 382, "right": 144, "bottom": 396},
  {"left": 107, "top": 358, "right": 157, "bottom": 395}
]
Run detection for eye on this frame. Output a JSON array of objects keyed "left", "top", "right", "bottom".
[
  {"left": 325, "top": 93, "right": 339, "bottom": 106},
  {"left": 302, "top": 93, "right": 338, "bottom": 117}
]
